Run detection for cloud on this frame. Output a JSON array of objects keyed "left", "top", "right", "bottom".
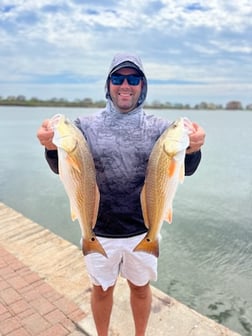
[{"left": 0, "top": 0, "right": 251, "bottom": 105}]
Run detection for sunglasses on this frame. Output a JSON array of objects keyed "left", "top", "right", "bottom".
[{"left": 110, "top": 74, "right": 142, "bottom": 86}]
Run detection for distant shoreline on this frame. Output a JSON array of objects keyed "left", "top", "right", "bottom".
[{"left": 1, "top": 100, "right": 252, "bottom": 110}]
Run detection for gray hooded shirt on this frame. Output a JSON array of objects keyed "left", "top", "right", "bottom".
[{"left": 46, "top": 53, "right": 201, "bottom": 238}]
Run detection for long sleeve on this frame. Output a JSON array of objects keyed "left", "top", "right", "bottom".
[
  {"left": 44, "top": 148, "right": 202, "bottom": 177},
  {"left": 45, "top": 149, "right": 59, "bottom": 174},
  {"left": 184, "top": 150, "right": 202, "bottom": 176}
]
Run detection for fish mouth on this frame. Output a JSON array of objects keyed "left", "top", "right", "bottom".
[{"left": 49, "top": 114, "right": 63, "bottom": 130}]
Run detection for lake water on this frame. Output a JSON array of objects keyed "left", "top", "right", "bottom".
[{"left": 0, "top": 106, "right": 251, "bottom": 335}]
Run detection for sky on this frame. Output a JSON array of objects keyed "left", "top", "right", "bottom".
[{"left": 0, "top": 0, "right": 252, "bottom": 106}]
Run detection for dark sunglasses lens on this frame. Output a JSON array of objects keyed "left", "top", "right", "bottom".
[
  {"left": 111, "top": 75, "right": 124, "bottom": 85},
  {"left": 128, "top": 75, "right": 141, "bottom": 85},
  {"left": 111, "top": 75, "right": 141, "bottom": 86}
]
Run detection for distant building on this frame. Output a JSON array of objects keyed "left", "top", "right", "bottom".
[
  {"left": 195, "top": 102, "right": 219, "bottom": 110},
  {"left": 226, "top": 101, "right": 243, "bottom": 110},
  {"left": 197, "top": 102, "right": 208, "bottom": 109},
  {"left": 246, "top": 104, "right": 252, "bottom": 110}
]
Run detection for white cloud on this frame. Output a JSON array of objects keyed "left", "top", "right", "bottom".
[{"left": 0, "top": 0, "right": 251, "bottom": 105}]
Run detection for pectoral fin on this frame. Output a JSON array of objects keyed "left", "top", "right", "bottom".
[
  {"left": 168, "top": 159, "right": 177, "bottom": 177},
  {"left": 66, "top": 154, "right": 81, "bottom": 173}
]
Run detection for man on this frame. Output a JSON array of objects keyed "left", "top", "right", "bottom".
[{"left": 37, "top": 53, "right": 205, "bottom": 336}]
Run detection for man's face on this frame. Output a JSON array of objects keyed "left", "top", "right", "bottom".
[{"left": 109, "top": 68, "right": 143, "bottom": 113}]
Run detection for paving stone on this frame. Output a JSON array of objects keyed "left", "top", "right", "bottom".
[{"left": 0, "top": 202, "right": 241, "bottom": 336}]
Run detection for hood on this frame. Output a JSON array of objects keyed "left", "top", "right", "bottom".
[{"left": 105, "top": 53, "right": 148, "bottom": 107}]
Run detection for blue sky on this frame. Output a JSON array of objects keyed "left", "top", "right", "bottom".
[{"left": 0, "top": 0, "right": 251, "bottom": 106}]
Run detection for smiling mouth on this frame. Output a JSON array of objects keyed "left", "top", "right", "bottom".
[{"left": 119, "top": 92, "right": 132, "bottom": 97}]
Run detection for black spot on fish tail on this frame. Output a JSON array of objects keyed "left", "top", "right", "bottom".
[
  {"left": 82, "top": 237, "right": 107, "bottom": 258},
  {"left": 133, "top": 235, "right": 159, "bottom": 257}
]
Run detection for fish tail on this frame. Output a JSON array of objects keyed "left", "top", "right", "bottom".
[
  {"left": 82, "top": 237, "right": 107, "bottom": 258},
  {"left": 133, "top": 236, "right": 159, "bottom": 257}
]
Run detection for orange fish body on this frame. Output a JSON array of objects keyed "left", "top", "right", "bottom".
[
  {"left": 134, "top": 118, "right": 190, "bottom": 257},
  {"left": 51, "top": 114, "right": 107, "bottom": 258}
]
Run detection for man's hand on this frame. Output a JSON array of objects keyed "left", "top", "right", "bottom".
[
  {"left": 36, "top": 119, "right": 57, "bottom": 150},
  {"left": 186, "top": 122, "right": 206, "bottom": 154}
]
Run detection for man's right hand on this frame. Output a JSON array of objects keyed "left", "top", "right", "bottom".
[{"left": 36, "top": 119, "right": 57, "bottom": 150}]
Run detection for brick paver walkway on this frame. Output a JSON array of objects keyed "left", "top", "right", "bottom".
[
  {"left": 0, "top": 245, "right": 86, "bottom": 336},
  {"left": 0, "top": 203, "right": 242, "bottom": 336}
]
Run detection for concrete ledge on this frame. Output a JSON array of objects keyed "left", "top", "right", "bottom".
[{"left": 0, "top": 202, "right": 241, "bottom": 336}]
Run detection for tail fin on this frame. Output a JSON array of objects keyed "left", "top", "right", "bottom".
[
  {"left": 133, "top": 235, "right": 159, "bottom": 257},
  {"left": 82, "top": 236, "right": 107, "bottom": 258}
]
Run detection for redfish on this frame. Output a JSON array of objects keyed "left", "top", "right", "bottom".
[
  {"left": 50, "top": 114, "right": 107, "bottom": 257},
  {"left": 134, "top": 118, "right": 190, "bottom": 257}
]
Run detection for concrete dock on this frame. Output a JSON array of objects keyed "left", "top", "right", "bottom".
[{"left": 0, "top": 202, "right": 241, "bottom": 335}]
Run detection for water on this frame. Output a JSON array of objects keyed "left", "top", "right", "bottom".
[{"left": 0, "top": 106, "right": 251, "bottom": 335}]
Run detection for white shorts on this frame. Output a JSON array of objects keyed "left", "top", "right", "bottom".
[{"left": 84, "top": 233, "right": 158, "bottom": 291}]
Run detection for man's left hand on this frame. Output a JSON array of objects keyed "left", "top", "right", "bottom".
[{"left": 186, "top": 122, "right": 206, "bottom": 154}]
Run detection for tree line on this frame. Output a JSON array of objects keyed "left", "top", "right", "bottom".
[{"left": 0, "top": 95, "right": 251, "bottom": 110}]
